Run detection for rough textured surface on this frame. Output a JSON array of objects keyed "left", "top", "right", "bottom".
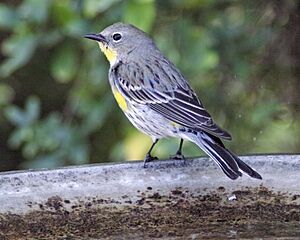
[{"left": 0, "top": 155, "right": 299, "bottom": 239}]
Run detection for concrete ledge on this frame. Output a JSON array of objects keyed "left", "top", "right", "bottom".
[{"left": 0, "top": 155, "right": 299, "bottom": 239}]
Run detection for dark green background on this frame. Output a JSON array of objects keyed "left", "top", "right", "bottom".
[{"left": 0, "top": 0, "right": 299, "bottom": 171}]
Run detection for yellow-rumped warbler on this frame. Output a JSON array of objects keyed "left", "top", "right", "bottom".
[{"left": 85, "top": 22, "right": 262, "bottom": 180}]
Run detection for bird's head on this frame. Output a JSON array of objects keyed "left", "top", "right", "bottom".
[{"left": 84, "top": 22, "right": 155, "bottom": 66}]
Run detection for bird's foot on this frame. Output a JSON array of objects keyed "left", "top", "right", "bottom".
[
  {"left": 170, "top": 152, "right": 186, "bottom": 165},
  {"left": 170, "top": 151, "right": 185, "bottom": 160},
  {"left": 170, "top": 153, "right": 185, "bottom": 160},
  {"left": 143, "top": 154, "right": 158, "bottom": 168}
]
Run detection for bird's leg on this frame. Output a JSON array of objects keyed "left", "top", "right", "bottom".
[
  {"left": 170, "top": 138, "right": 186, "bottom": 160},
  {"left": 143, "top": 139, "right": 159, "bottom": 167}
]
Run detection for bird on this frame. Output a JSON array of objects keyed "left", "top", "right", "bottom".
[{"left": 84, "top": 22, "right": 262, "bottom": 180}]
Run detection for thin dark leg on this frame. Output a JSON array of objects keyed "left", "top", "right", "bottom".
[
  {"left": 177, "top": 138, "right": 184, "bottom": 156},
  {"left": 143, "top": 139, "right": 159, "bottom": 167},
  {"left": 170, "top": 138, "right": 185, "bottom": 160}
]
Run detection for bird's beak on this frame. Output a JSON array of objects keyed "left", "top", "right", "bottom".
[{"left": 84, "top": 33, "right": 107, "bottom": 43}]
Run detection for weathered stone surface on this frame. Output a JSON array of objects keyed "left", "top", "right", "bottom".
[{"left": 0, "top": 155, "right": 299, "bottom": 239}]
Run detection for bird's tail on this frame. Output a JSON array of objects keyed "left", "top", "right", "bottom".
[{"left": 190, "top": 131, "right": 262, "bottom": 180}]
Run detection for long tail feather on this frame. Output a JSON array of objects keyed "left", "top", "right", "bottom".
[
  {"left": 231, "top": 154, "right": 262, "bottom": 179},
  {"left": 192, "top": 132, "right": 262, "bottom": 180}
]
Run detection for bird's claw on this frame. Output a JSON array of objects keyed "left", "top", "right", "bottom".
[
  {"left": 143, "top": 154, "right": 158, "bottom": 168},
  {"left": 170, "top": 153, "right": 185, "bottom": 160},
  {"left": 170, "top": 152, "right": 186, "bottom": 165}
]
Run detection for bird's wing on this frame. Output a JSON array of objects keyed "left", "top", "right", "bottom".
[{"left": 110, "top": 60, "right": 232, "bottom": 140}]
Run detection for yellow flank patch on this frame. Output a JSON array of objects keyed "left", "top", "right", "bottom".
[
  {"left": 98, "top": 42, "right": 117, "bottom": 65},
  {"left": 112, "top": 88, "right": 128, "bottom": 111}
]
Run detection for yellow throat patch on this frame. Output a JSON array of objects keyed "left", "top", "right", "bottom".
[
  {"left": 112, "top": 88, "right": 128, "bottom": 111},
  {"left": 98, "top": 42, "right": 117, "bottom": 65}
]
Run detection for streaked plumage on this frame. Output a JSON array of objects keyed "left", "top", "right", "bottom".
[{"left": 85, "top": 22, "right": 262, "bottom": 180}]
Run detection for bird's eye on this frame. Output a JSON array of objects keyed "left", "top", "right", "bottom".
[{"left": 112, "top": 33, "right": 122, "bottom": 42}]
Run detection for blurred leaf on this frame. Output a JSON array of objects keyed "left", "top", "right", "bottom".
[
  {"left": 69, "top": 143, "right": 89, "bottom": 164},
  {"left": 50, "top": 44, "right": 79, "bottom": 83},
  {"left": 52, "top": 0, "right": 77, "bottom": 26},
  {"left": 79, "top": 94, "right": 112, "bottom": 132},
  {"left": 52, "top": 1, "right": 89, "bottom": 36},
  {"left": 25, "top": 96, "right": 40, "bottom": 124},
  {"left": 17, "top": 0, "right": 50, "bottom": 24},
  {"left": 5, "top": 106, "right": 28, "bottom": 127},
  {"left": 64, "top": 18, "right": 89, "bottom": 37},
  {"left": 39, "top": 30, "right": 63, "bottom": 47},
  {"left": 0, "top": 3, "right": 19, "bottom": 29},
  {"left": 4, "top": 96, "right": 40, "bottom": 127},
  {"left": 226, "top": 6, "right": 245, "bottom": 27},
  {"left": 23, "top": 140, "right": 40, "bottom": 159},
  {"left": 22, "top": 152, "right": 63, "bottom": 169},
  {"left": 34, "top": 113, "right": 63, "bottom": 151},
  {"left": 123, "top": 0, "right": 156, "bottom": 32},
  {"left": 0, "top": 34, "right": 37, "bottom": 77},
  {"left": 8, "top": 127, "right": 33, "bottom": 148},
  {"left": 83, "top": 0, "right": 120, "bottom": 18}
]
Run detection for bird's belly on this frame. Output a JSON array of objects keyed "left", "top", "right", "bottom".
[{"left": 124, "top": 103, "right": 179, "bottom": 138}]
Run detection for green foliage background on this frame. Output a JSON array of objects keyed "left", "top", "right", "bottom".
[{"left": 0, "top": 0, "right": 299, "bottom": 171}]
